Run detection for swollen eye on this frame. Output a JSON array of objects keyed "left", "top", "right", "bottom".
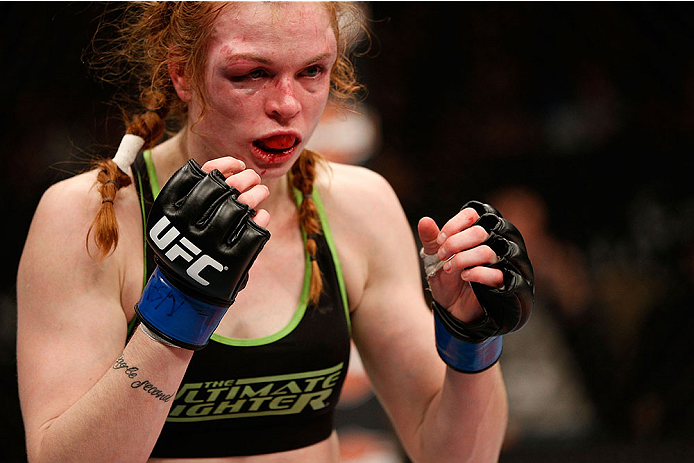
[
  {"left": 248, "top": 69, "right": 266, "bottom": 79},
  {"left": 228, "top": 69, "right": 266, "bottom": 82}
]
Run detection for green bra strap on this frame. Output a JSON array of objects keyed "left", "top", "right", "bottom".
[
  {"left": 291, "top": 185, "right": 352, "bottom": 334},
  {"left": 128, "top": 150, "right": 159, "bottom": 337}
]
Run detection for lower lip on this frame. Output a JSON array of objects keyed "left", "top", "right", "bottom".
[{"left": 250, "top": 143, "right": 299, "bottom": 166}]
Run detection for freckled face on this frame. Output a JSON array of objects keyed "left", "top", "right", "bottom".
[{"left": 186, "top": 3, "right": 337, "bottom": 177}]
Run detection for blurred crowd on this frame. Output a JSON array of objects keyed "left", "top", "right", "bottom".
[{"left": 2, "top": 3, "right": 694, "bottom": 462}]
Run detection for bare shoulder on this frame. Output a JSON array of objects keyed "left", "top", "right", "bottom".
[
  {"left": 17, "top": 167, "right": 145, "bottom": 363},
  {"left": 38, "top": 170, "right": 100, "bottom": 215},
  {"left": 35, "top": 170, "right": 139, "bottom": 227},
  {"left": 26, "top": 171, "right": 104, "bottom": 264},
  {"left": 19, "top": 168, "right": 143, "bottom": 316},
  {"left": 315, "top": 161, "right": 404, "bottom": 223},
  {"left": 31, "top": 170, "right": 142, "bottom": 253},
  {"left": 313, "top": 162, "right": 417, "bottom": 311},
  {"left": 315, "top": 161, "right": 412, "bottom": 259}
]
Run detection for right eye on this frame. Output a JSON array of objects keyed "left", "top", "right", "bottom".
[
  {"left": 247, "top": 69, "right": 267, "bottom": 80},
  {"left": 229, "top": 68, "right": 268, "bottom": 82}
]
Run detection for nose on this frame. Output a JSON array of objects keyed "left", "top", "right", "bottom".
[{"left": 265, "top": 77, "right": 301, "bottom": 121}]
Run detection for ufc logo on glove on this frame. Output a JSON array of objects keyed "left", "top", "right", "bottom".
[
  {"left": 149, "top": 216, "right": 226, "bottom": 287},
  {"left": 135, "top": 159, "right": 270, "bottom": 350}
]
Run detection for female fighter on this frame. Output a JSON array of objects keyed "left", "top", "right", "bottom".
[{"left": 16, "top": 2, "right": 532, "bottom": 461}]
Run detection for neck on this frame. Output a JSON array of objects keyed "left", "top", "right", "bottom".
[{"left": 260, "top": 173, "right": 295, "bottom": 219}]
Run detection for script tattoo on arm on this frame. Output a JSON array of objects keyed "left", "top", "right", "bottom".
[{"left": 113, "top": 356, "right": 173, "bottom": 402}]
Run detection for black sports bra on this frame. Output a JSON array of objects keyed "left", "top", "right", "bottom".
[{"left": 131, "top": 150, "right": 352, "bottom": 457}]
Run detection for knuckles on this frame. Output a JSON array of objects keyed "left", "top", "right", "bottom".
[
  {"left": 481, "top": 245, "right": 498, "bottom": 264},
  {"left": 471, "top": 224, "right": 489, "bottom": 243}
]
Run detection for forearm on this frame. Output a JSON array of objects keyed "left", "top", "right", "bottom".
[
  {"left": 415, "top": 364, "right": 508, "bottom": 463},
  {"left": 28, "top": 328, "right": 193, "bottom": 463}
]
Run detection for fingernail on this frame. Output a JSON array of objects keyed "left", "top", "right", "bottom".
[
  {"left": 461, "top": 269, "right": 470, "bottom": 280},
  {"left": 443, "top": 261, "right": 452, "bottom": 272},
  {"left": 436, "top": 232, "right": 447, "bottom": 245}
]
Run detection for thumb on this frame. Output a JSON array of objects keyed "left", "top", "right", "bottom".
[{"left": 418, "top": 217, "right": 441, "bottom": 255}]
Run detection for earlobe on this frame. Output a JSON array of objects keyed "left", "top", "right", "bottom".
[{"left": 169, "top": 61, "right": 192, "bottom": 103}]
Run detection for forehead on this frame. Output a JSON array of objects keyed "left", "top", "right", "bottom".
[{"left": 209, "top": 2, "right": 336, "bottom": 63}]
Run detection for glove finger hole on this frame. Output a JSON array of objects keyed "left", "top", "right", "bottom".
[
  {"left": 197, "top": 194, "right": 248, "bottom": 244},
  {"left": 461, "top": 200, "right": 502, "bottom": 218},
  {"left": 174, "top": 173, "right": 236, "bottom": 221},
  {"left": 486, "top": 235, "right": 515, "bottom": 259},
  {"left": 156, "top": 159, "right": 205, "bottom": 208},
  {"left": 475, "top": 213, "right": 502, "bottom": 234}
]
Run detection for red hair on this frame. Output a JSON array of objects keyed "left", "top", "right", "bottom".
[{"left": 88, "top": 2, "right": 368, "bottom": 303}]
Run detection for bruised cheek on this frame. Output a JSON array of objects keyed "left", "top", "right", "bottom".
[
  {"left": 235, "top": 88, "right": 268, "bottom": 126},
  {"left": 210, "top": 85, "right": 265, "bottom": 127}
]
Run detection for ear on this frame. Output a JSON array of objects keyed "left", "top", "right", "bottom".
[{"left": 169, "top": 59, "right": 192, "bottom": 103}]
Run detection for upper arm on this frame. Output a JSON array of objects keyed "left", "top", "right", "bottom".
[
  {"left": 16, "top": 176, "right": 130, "bottom": 441},
  {"left": 321, "top": 165, "right": 446, "bottom": 450}
]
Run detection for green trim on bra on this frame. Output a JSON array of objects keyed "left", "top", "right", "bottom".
[
  {"left": 143, "top": 150, "right": 160, "bottom": 200},
  {"left": 135, "top": 164, "right": 149, "bottom": 289},
  {"left": 210, "top": 250, "right": 311, "bottom": 346},
  {"left": 293, "top": 186, "right": 352, "bottom": 335}
]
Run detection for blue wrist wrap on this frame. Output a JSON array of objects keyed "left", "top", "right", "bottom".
[
  {"left": 135, "top": 267, "right": 228, "bottom": 350},
  {"left": 434, "top": 309, "right": 503, "bottom": 373}
]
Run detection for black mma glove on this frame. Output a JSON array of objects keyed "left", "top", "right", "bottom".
[
  {"left": 430, "top": 200, "right": 533, "bottom": 372},
  {"left": 135, "top": 159, "right": 270, "bottom": 350}
]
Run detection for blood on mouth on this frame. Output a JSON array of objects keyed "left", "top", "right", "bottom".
[
  {"left": 254, "top": 135, "right": 297, "bottom": 153},
  {"left": 251, "top": 134, "right": 299, "bottom": 165}
]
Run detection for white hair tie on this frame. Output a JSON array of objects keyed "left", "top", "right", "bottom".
[{"left": 112, "top": 134, "right": 145, "bottom": 172}]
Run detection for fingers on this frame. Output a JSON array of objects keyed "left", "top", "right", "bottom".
[
  {"left": 430, "top": 206, "right": 506, "bottom": 288},
  {"left": 252, "top": 209, "right": 270, "bottom": 228},
  {"left": 237, "top": 184, "right": 269, "bottom": 211},
  {"left": 437, "top": 224, "right": 490, "bottom": 261},
  {"left": 201, "top": 157, "right": 246, "bottom": 176},
  {"left": 203, "top": 159, "right": 270, "bottom": 227},
  {"left": 461, "top": 266, "right": 504, "bottom": 288},
  {"left": 437, "top": 206, "right": 491, "bottom": 261},
  {"left": 438, "top": 207, "right": 480, "bottom": 245},
  {"left": 417, "top": 217, "right": 441, "bottom": 255},
  {"left": 220, "top": 166, "right": 270, "bottom": 213},
  {"left": 192, "top": 158, "right": 271, "bottom": 232},
  {"left": 225, "top": 169, "right": 262, "bottom": 194},
  {"left": 443, "top": 244, "right": 498, "bottom": 274}
]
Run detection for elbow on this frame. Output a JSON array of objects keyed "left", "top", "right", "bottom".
[{"left": 25, "top": 418, "right": 59, "bottom": 463}]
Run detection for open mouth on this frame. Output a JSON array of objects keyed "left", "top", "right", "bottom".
[
  {"left": 252, "top": 135, "right": 299, "bottom": 155},
  {"left": 250, "top": 134, "right": 301, "bottom": 167}
]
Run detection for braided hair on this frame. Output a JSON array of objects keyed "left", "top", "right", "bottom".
[{"left": 290, "top": 149, "right": 325, "bottom": 305}]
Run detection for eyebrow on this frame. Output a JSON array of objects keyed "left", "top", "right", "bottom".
[
  {"left": 302, "top": 52, "right": 333, "bottom": 67},
  {"left": 223, "top": 51, "right": 333, "bottom": 68},
  {"left": 223, "top": 53, "right": 272, "bottom": 66}
]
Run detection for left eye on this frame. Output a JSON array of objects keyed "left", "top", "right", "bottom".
[{"left": 301, "top": 66, "right": 323, "bottom": 78}]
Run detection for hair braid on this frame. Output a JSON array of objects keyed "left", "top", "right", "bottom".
[
  {"left": 291, "top": 150, "right": 324, "bottom": 306},
  {"left": 86, "top": 157, "right": 131, "bottom": 258}
]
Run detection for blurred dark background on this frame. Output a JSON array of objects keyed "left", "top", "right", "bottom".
[{"left": 2, "top": 2, "right": 694, "bottom": 461}]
